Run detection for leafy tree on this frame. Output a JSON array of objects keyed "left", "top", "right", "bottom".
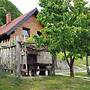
[
  {"left": 0, "top": 0, "right": 21, "bottom": 25},
  {"left": 35, "top": 0, "right": 90, "bottom": 77}
]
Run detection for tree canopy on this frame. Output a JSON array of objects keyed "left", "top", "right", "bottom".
[
  {"left": 35, "top": 0, "right": 90, "bottom": 77},
  {"left": 0, "top": 0, "right": 21, "bottom": 25}
]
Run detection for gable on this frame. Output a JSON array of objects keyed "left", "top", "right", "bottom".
[{"left": 0, "top": 8, "right": 38, "bottom": 36}]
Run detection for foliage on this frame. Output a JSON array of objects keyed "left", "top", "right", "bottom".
[
  {"left": 35, "top": 0, "right": 90, "bottom": 77},
  {"left": 37, "top": 0, "right": 90, "bottom": 55},
  {"left": 26, "top": 36, "right": 35, "bottom": 44},
  {"left": 0, "top": 0, "right": 21, "bottom": 25},
  {"left": 57, "top": 52, "right": 64, "bottom": 60}
]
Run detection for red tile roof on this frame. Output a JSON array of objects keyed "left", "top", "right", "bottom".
[{"left": 0, "top": 8, "right": 38, "bottom": 35}]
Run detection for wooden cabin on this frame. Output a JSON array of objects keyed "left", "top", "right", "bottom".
[{"left": 0, "top": 8, "right": 52, "bottom": 76}]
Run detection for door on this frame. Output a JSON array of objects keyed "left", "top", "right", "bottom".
[{"left": 27, "top": 54, "right": 37, "bottom": 76}]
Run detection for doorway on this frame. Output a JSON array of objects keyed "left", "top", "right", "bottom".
[{"left": 27, "top": 54, "right": 37, "bottom": 76}]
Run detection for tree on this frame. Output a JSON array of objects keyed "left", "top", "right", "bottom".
[
  {"left": 0, "top": 0, "right": 21, "bottom": 25},
  {"left": 35, "top": 0, "right": 90, "bottom": 77}
]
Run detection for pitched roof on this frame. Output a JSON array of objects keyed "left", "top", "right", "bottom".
[{"left": 0, "top": 8, "right": 38, "bottom": 36}]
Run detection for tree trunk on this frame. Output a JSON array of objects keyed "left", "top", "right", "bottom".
[
  {"left": 70, "top": 64, "right": 74, "bottom": 77},
  {"left": 69, "top": 57, "right": 74, "bottom": 77},
  {"left": 63, "top": 50, "right": 74, "bottom": 77},
  {"left": 86, "top": 53, "right": 90, "bottom": 75},
  {"left": 51, "top": 54, "right": 56, "bottom": 75}
]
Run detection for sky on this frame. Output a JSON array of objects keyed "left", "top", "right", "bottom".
[
  {"left": 9, "top": 0, "right": 90, "bottom": 14},
  {"left": 9, "top": 0, "right": 40, "bottom": 14}
]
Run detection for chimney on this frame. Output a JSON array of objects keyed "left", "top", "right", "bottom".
[{"left": 6, "top": 12, "right": 11, "bottom": 24}]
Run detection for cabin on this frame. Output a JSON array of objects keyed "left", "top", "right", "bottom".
[{"left": 0, "top": 8, "right": 52, "bottom": 76}]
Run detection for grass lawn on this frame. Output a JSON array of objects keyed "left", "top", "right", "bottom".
[
  {"left": 75, "top": 72, "right": 90, "bottom": 77},
  {"left": 1, "top": 75, "right": 90, "bottom": 90}
]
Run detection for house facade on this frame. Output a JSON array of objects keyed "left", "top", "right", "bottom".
[
  {"left": 0, "top": 8, "right": 52, "bottom": 76},
  {"left": 0, "top": 8, "right": 42, "bottom": 42}
]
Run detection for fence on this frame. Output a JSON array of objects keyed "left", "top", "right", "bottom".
[{"left": 0, "top": 46, "right": 17, "bottom": 74}]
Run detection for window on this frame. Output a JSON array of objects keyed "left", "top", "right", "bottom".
[
  {"left": 22, "top": 27, "right": 30, "bottom": 37},
  {"left": 37, "top": 31, "right": 42, "bottom": 36},
  {"left": 22, "top": 30, "right": 29, "bottom": 37}
]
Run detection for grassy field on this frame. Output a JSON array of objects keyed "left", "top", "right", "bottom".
[
  {"left": 1, "top": 75, "right": 90, "bottom": 90},
  {"left": 75, "top": 72, "right": 90, "bottom": 77}
]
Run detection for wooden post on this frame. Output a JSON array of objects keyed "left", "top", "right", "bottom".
[
  {"left": 0, "top": 48, "right": 1, "bottom": 65},
  {"left": 25, "top": 43, "right": 28, "bottom": 76},
  {"left": 14, "top": 46, "right": 17, "bottom": 75},
  {"left": 23, "top": 35, "right": 28, "bottom": 76},
  {"left": 15, "top": 36, "right": 21, "bottom": 77}
]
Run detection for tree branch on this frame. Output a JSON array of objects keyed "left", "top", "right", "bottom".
[{"left": 63, "top": 49, "right": 70, "bottom": 66}]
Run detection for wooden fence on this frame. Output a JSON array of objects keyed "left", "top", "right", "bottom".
[
  {"left": 0, "top": 39, "right": 27, "bottom": 76},
  {"left": 0, "top": 45, "right": 16, "bottom": 72}
]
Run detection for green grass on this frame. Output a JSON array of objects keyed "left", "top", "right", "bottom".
[
  {"left": 1, "top": 75, "right": 90, "bottom": 90},
  {"left": 75, "top": 72, "right": 90, "bottom": 77}
]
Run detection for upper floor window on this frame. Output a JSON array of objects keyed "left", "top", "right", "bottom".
[
  {"left": 22, "top": 27, "right": 30, "bottom": 37},
  {"left": 37, "top": 31, "right": 42, "bottom": 36}
]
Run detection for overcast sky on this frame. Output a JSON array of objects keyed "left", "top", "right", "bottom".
[
  {"left": 9, "top": 0, "right": 40, "bottom": 14},
  {"left": 9, "top": 0, "right": 90, "bottom": 14}
]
